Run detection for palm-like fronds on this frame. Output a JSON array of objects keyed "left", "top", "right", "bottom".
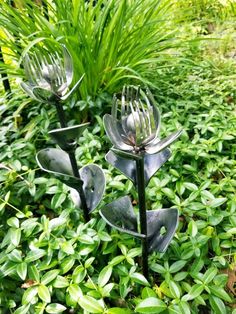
[{"left": 0, "top": 0, "right": 181, "bottom": 99}]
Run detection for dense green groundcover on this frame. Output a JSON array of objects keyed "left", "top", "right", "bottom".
[{"left": 0, "top": 1, "right": 236, "bottom": 313}]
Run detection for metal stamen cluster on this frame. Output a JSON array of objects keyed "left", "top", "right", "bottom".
[
  {"left": 104, "top": 86, "right": 181, "bottom": 155},
  {"left": 21, "top": 44, "right": 82, "bottom": 103}
]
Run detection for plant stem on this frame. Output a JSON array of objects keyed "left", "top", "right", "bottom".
[
  {"left": 55, "top": 101, "right": 90, "bottom": 222},
  {"left": 136, "top": 155, "right": 149, "bottom": 279}
]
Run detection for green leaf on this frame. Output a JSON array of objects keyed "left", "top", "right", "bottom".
[
  {"left": 135, "top": 297, "right": 167, "bottom": 313},
  {"left": 169, "top": 260, "right": 186, "bottom": 273},
  {"left": 181, "top": 284, "right": 204, "bottom": 301},
  {"left": 17, "top": 262, "right": 27, "bottom": 280},
  {"left": 98, "top": 265, "right": 112, "bottom": 288},
  {"left": 25, "top": 249, "right": 46, "bottom": 263},
  {"left": 38, "top": 284, "right": 51, "bottom": 303},
  {"left": 169, "top": 280, "right": 181, "bottom": 299},
  {"left": 45, "top": 303, "right": 67, "bottom": 313},
  {"left": 22, "top": 286, "right": 38, "bottom": 304},
  {"left": 61, "top": 241, "right": 75, "bottom": 255},
  {"left": 141, "top": 287, "right": 157, "bottom": 299},
  {"left": 8, "top": 249, "right": 22, "bottom": 263},
  {"left": 13, "top": 304, "right": 31, "bottom": 314},
  {"left": 130, "top": 273, "right": 150, "bottom": 286},
  {"left": 7, "top": 217, "right": 19, "bottom": 228},
  {"left": 41, "top": 269, "right": 60, "bottom": 285},
  {"left": 11, "top": 228, "right": 21, "bottom": 247},
  {"left": 150, "top": 263, "right": 166, "bottom": 274},
  {"left": 202, "top": 267, "right": 218, "bottom": 284},
  {"left": 60, "top": 257, "right": 75, "bottom": 274},
  {"left": 109, "top": 255, "right": 125, "bottom": 266},
  {"left": 209, "top": 295, "right": 226, "bottom": 314},
  {"left": 188, "top": 220, "right": 198, "bottom": 237},
  {"left": 53, "top": 276, "right": 69, "bottom": 288},
  {"left": 209, "top": 286, "right": 232, "bottom": 302},
  {"left": 28, "top": 265, "right": 40, "bottom": 282},
  {"left": 68, "top": 284, "right": 82, "bottom": 302},
  {"left": 78, "top": 295, "right": 104, "bottom": 313},
  {"left": 72, "top": 265, "right": 87, "bottom": 284},
  {"left": 51, "top": 193, "right": 67, "bottom": 209},
  {"left": 107, "top": 308, "right": 132, "bottom": 314}
]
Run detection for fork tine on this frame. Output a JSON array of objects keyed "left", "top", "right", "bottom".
[
  {"left": 139, "top": 98, "right": 150, "bottom": 137},
  {"left": 23, "top": 54, "right": 35, "bottom": 84}
]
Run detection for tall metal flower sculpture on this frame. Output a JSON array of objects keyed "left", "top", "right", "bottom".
[
  {"left": 21, "top": 40, "right": 105, "bottom": 221},
  {"left": 100, "top": 86, "right": 182, "bottom": 277}
]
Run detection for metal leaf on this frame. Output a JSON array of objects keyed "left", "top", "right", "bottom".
[
  {"left": 105, "top": 148, "right": 171, "bottom": 187},
  {"left": 70, "top": 164, "right": 106, "bottom": 212},
  {"left": 100, "top": 196, "right": 144, "bottom": 238},
  {"left": 36, "top": 148, "right": 80, "bottom": 189},
  {"left": 147, "top": 208, "right": 179, "bottom": 253},
  {"left": 49, "top": 123, "right": 89, "bottom": 150}
]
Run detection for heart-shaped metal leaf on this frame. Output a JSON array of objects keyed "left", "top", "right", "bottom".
[
  {"left": 100, "top": 196, "right": 144, "bottom": 238},
  {"left": 147, "top": 208, "right": 179, "bottom": 253},
  {"left": 36, "top": 148, "right": 80, "bottom": 189},
  {"left": 70, "top": 164, "right": 106, "bottom": 212},
  {"left": 49, "top": 123, "right": 89, "bottom": 150},
  {"left": 105, "top": 148, "right": 171, "bottom": 187},
  {"left": 37, "top": 149, "right": 105, "bottom": 212}
]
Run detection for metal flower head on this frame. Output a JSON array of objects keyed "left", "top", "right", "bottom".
[
  {"left": 104, "top": 86, "right": 182, "bottom": 154},
  {"left": 21, "top": 41, "right": 83, "bottom": 103}
]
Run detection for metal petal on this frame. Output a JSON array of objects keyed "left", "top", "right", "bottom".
[
  {"left": 20, "top": 82, "right": 37, "bottom": 100},
  {"left": 62, "top": 45, "right": 73, "bottom": 86},
  {"left": 61, "top": 74, "right": 85, "bottom": 101},
  {"left": 32, "top": 86, "right": 55, "bottom": 103},
  {"left": 36, "top": 148, "right": 80, "bottom": 189},
  {"left": 49, "top": 123, "right": 89, "bottom": 150},
  {"left": 105, "top": 148, "right": 171, "bottom": 187},
  {"left": 70, "top": 164, "right": 106, "bottom": 212},
  {"left": 103, "top": 114, "right": 133, "bottom": 151},
  {"left": 100, "top": 196, "right": 143, "bottom": 238},
  {"left": 147, "top": 208, "right": 179, "bottom": 253},
  {"left": 146, "top": 129, "right": 183, "bottom": 155}
]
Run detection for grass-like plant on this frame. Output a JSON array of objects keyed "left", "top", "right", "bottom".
[{"left": 0, "top": 0, "right": 181, "bottom": 101}]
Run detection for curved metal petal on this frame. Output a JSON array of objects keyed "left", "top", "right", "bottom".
[
  {"left": 62, "top": 45, "right": 73, "bottom": 86},
  {"left": 103, "top": 114, "right": 133, "bottom": 151},
  {"left": 70, "top": 164, "right": 106, "bottom": 212},
  {"left": 100, "top": 196, "right": 144, "bottom": 238},
  {"left": 146, "top": 129, "right": 183, "bottom": 155},
  {"left": 147, "top": 208, "right": 179, "bottom": 253},
  {"left": 36, "top": 148, "right": 80, "bottom": 189},
  {"left": 20, "top": 82, "right": 37, "bottom": 100},
  {"left": 61, "top": 74, "right": 85, "bottom": 101},
  {"left": 105, "top": 148, "right": 171, "bottom": 187},
  {"left": 32, "top": 86, "right": 55, "bottom": 103},
  {"left": 49, "top": 123, "right": 89, "bottom": 150}
]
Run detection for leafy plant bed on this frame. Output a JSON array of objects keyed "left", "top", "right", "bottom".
[{"left": 0, "top": 52, "right": 236, "bottom": 313}]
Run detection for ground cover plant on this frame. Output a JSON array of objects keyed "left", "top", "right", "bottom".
[{"left": 0, "top": 0, "right": 236, "bottom": 313}]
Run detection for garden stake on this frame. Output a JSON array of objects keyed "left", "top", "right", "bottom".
[
  {"left": 21, "top": 40, "right": 105, "bottom": 221},
  {"left": 136, "top": 156, "right": 149, "bottom": 278},
  {"left": 100, "top": 85, "right": 182, "bottom": 278}
]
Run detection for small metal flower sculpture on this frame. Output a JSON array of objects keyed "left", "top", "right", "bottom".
[
  {"left": 100, "top": 86, "right": 182, "bottom": 277},
  {"left": 21, "top": 40, "right": 105, "bottom": 221}
]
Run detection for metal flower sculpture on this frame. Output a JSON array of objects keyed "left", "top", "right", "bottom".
[
  {"left": 100, "top": 86, "right": 182, "bottom": 277},
  {"left": 21, "top": 40, "right": 105, "bottom": 221}
]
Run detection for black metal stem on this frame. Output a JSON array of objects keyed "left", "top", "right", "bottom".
[
  {"left": 55, "top": 101, "right": 90, "bottom": 222},
  {"left": 136, "top": 156, "right": 149, "bottom": 279}
]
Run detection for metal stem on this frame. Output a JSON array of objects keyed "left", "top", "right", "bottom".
[
  {"left": 136, "top": 155, "right": 149, "bottom": 279},
  {"left": 55, "top": 101, "right": 90, "bottom": 222}
]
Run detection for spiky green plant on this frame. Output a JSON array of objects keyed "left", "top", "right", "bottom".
[{"left": 0, "top": 0, "right": 181, "bottom": 102}]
